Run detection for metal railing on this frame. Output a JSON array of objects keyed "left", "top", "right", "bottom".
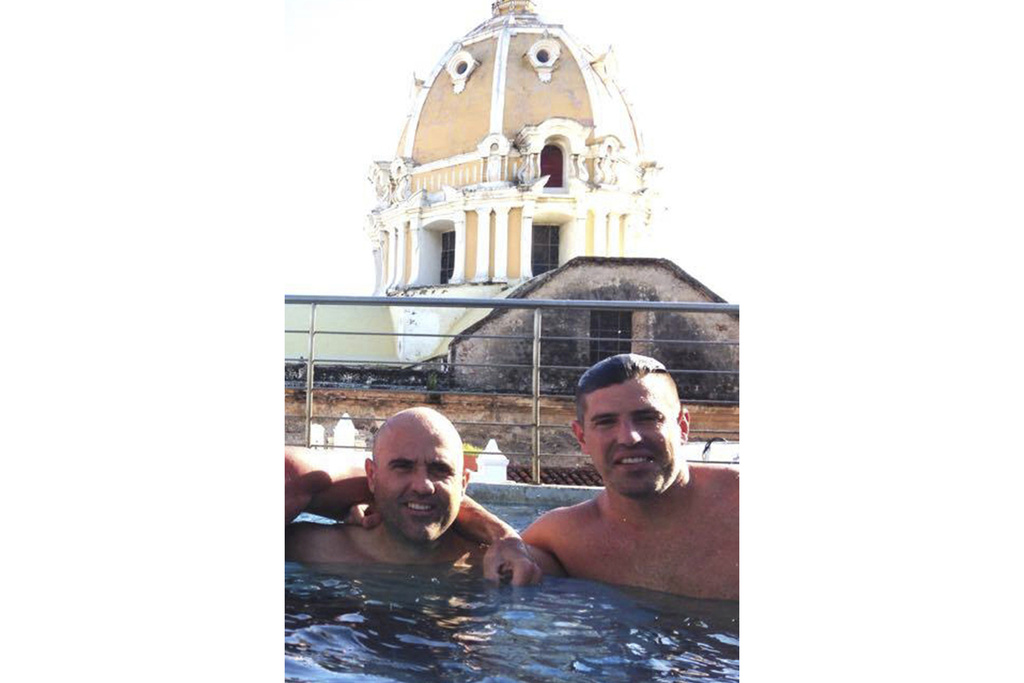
[{"left": 285, "top": 295, "right": 739, "bottom": 483}]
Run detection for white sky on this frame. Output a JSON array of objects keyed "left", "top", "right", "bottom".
[{"left": 283, "top": 0, "right": 754, "bottom": 302}]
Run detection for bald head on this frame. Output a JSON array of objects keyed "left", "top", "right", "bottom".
[
  {"left": 366, "top": 407, "right": 469, "bottom": 545},
  {"left": 372, "top": 407, "right": 464, "bottom": 469}
]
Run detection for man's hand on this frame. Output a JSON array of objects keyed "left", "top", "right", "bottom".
[
  {"left": 340, "top": 503, "right": 382, "bottom": 529},
  {"left": 483, "top": 537, "right": 543, "bottom": 586}
]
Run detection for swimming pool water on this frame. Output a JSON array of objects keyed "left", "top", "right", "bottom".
[
  {"left": 286, "top": 561, "right": 738, "bottom": 682},
  {"left": 288, "top": 501, "right": 737, "bottom": 682}
]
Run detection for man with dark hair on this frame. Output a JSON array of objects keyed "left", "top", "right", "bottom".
[
  {"left": 287, "top": 407, "right": 542, "bottom": 585},
  {"left": 522, "top": 354, "right": 739, "bottom": 599}
]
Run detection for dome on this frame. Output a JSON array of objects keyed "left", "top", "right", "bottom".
[
  {"left": 364, "top": 0, "right": 662, "bottom": 304},
  {"left": 396, "top": 0, "right": 646, "bottom": 166}
]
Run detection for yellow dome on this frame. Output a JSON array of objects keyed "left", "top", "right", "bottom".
[{"left": 396, "top": 0, "right": 644, "bottom": 166}]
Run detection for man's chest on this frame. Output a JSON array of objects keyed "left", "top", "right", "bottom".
[{"left": 558, "top": 521, "right": 737, "bottom": 598}]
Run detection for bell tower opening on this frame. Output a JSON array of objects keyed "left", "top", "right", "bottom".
[{"left": 540, "top": 144, "right": 564, "bottom": 188}]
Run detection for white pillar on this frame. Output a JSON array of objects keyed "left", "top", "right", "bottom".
[
  {"left": 394, "top": 221, "right": 408, "bottom": 287},
  {"left": 451, "top": 212, "right": 467, "bottom": 283},
  {"left": 407, "top": 214, "right": 425, "bottom": 286},
  {"left": 621, "top": 213, "right": 636, "bottom": 256},
  {"left": 371, "top": 246, "right": 384, "bottom": 294},
  {"left": 519, "top": 204, "right": 534, "bottom": 279},
  {"left": 569, "top": 212, "right": 588, "bottom": 261},
  {"left": 386, "top": 225, "right": 398, "bottom": 288},
  {"left": 473, "top": 208, "right": 492, "bottom": 282},
  {"left": 493, "top": 206, "right": 510, "bottom": 281},
  {"left": 593, "top": 210, "right": 608, "bottom": 257},
  {"left": 607, "top": 212, "right": 621, "bottom": 256}
]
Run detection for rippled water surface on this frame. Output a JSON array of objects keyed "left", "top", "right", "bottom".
[{"left": 286, "top": 561, "right": 738, "bottom": 682}]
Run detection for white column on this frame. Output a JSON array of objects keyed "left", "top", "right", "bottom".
[
  {"left": 386, "top": 225, "right": 398, "bottom": 288},
  {"left": 371, "top": 246, "right": 384, "bottom": 295},
  {"left": 519, "top": 204, "right": 534, "bottom": 279},
  {"left": 621, "top": 213, "right": 635, "bottom": 256},
  {"left": 565, "top": 212, "right": 588, "bottom": 262},
  {"left": 607, "top": 212, "right": 621, "bottom": 256},
  {"left": 493, "top": 206, "right": 510, "bottom": 281},
  {"left": 473, "top": 208, "right": 492, "bottom": 282},
  {"left": 394, "top": 221, "right": 408, "bottom": 287},
  {"left": 451, "top": 212, "right": 467, "bottom": 283},
  {"left": 593, "top": 210, "right": 608, "bottom": 257},
  {"left": 407, "top": 214, "right": 425, "bottom": 286}
]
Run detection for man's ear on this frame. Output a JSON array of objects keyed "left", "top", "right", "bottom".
[
  {"left": 678, "top": 407, "right": 690, "bottom": 444},
  {"left": 364, "top": 458, "right": 376, "bottom": 493},
  {"left": 571, "top": 420, "right": 586, "bottom": 451},
  {"left": 461, "top": 466, "right": 471, "bottom": 491}
]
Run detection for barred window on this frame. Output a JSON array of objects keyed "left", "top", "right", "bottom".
[
  {"left": 440, "top": 230, "right": 455, "bottom": 284},
  {"left": 531, "top": 225, "right": 560, "bottom": 276},
  {"left": 589, "top": 310, "right": 633, "bottom": 364}
]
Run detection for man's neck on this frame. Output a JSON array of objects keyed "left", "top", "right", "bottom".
[
  {"left": 601, "top": 470, "right": 692, "bottom": 526},
  {"left": 363, "top": 524, "right": 460, "bottom": 564}
]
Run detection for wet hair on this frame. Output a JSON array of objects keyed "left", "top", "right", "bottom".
[{"left": 575, "top": 354, "right": 679, "bottom": 423}]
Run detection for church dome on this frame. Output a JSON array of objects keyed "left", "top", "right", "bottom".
[{"left": 395, "top": 0, "right": 645, "bottom": 166}]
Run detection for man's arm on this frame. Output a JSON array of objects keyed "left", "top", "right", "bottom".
[
  {"left": 520, "top": 510, "right": 571, "bottom": 577},
  {"left": 454, "top": 497, "right": 543, "bottom": 586},
  {"left": 285, "top": 448, "right": 369, "bottom": 524}
]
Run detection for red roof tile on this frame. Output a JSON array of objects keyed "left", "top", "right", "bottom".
[{"left": 506, "top": 465, "right": 603, "bottom": 487}]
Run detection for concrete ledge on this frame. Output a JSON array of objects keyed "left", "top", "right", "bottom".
[{"left": 467, "top": 481, "right": 601, "bottom": 507}]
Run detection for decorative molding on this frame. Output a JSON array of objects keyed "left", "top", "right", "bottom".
[
  {"left": 446, "top": 48, "right": 479, "bottom": 94},
  {"left": 390, "top": 157, "right": 416, "bottom": 203},
  {"left": 590, "top": 46, "right": 619, "bottom": 82},
  {"left": 514, "top": 118, "right": 590, "bottom": 155},
  {"left": 490, "top": 28, "right": 511, "bottom": 134},
  {"left": 368, "top": 162, "right": 393, "bottom": 208},
  {"left": 525, "top": 36, "right": 561, "bottom": 83}
]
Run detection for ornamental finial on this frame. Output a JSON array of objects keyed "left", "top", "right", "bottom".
[{"left": 492, "top": 1, "right": 537, "bottom": 17}]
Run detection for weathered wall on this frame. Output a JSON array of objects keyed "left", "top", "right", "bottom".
[
  {"left": 285, "top": 387, "right": 738, "bottom": 469},
  {"left": 450, "top": 259, "right": 739, "bottom": 400}
]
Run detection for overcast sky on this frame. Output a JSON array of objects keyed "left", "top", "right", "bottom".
[{"left": 283, "top": 0, "right": 756, "bottom": 302}]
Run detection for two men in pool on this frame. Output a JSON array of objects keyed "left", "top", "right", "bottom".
[
  {"left": 521, "top": 354, "right": 739, "bottom": 600},
  {"left": 286, "top": 407, "right": 543, "bottom": 585},
  {"left": 285, "top": 354, "right": 738, "bottom": 600}
]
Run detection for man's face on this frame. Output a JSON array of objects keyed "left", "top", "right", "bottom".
[
  {"left": 573, "top": 375, "right": 690, "bottom": 498},
  {"left": 366, "top": 421, "right": 470, "bottom": 544}
]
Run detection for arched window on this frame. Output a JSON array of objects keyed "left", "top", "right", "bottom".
[{"left": 540, "top": 144, "right": 563, "bottom": 188}]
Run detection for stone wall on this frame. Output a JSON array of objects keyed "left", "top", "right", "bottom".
[{"left": 285, "top": 386, "right": 738, "bottom": 469}]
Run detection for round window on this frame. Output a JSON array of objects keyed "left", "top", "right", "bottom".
[
  {"left": 536, "top": 49, "right": 550, "bottom": 64},
  {"left": 456, "top": 61, "right": 468, "bottom": 75}
]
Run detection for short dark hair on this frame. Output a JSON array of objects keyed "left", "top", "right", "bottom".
[{"left": 575, "top": 353, "right": 679, "bottom": 422}]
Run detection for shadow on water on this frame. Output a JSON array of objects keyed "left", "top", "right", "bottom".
[{"left": 286, "top": 561, "right": 738, "bottom": 683}]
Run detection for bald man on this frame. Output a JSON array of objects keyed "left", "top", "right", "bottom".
[{"left": 286, "top": 407, "right": 542, "bottom": 584}]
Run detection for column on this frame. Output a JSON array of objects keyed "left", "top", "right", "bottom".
[
  {"left": 519, "top": 203, "right": 534, "bottom": 279},
  {"left": 394, "top": 221, "right": 408, "bottom": 287},
  {"left": 593, "top": 210, "right": 608, "bottom": 257},
  {"left": 407, "top": 214, "right": 425, "bottom": 286},
  {"left": 451, "top": 212, "right": 467, "bottom": 284},
  {"left": 568, "top": 212, "right": 588, "bottom": 261},
  {"left": 473, "top": 207, "right": 492, "bottom": 282},
  {"left": 493, "top": 206, "right": 510, "bottom": 281},
  {"left": 607, "top": 212, "right": 621, "bottom": 257},
  {"left": 371, "top": 245, "right": 384, "bottom": 295},
  {"left": 386, "top": 225, "right": 398, "bottom": 288}
]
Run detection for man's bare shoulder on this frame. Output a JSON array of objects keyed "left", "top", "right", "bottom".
[
  {"left": 286, "top": 522, "right": 362, "bottom": 563},
  {"left": 687, "top": 463, "right": 739, "bottom": 504},
  {"left": 521, "top": 496, "right": 604, "bottom": 546}
]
